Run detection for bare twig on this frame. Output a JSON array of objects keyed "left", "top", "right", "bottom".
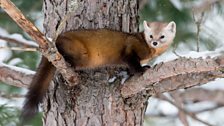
[
  {"left": 193, "top": 11, "right": 205, "bottom": 52},
  {"left": 192, "top": 0, "right": 223, "bottom": 13},
  {"left": 53, "top": 12, "right": 72, "bottom": 42},
  {"left": 0, "top": 91, "right": 25, "bottom": 99},
  {"left": 176, "top": 88, "right": 224, "bottom": 105},
  {"left": 52, "top": 0, "right": 78, "bottom": 41},
  {"left": 171, "top": 93, "right": 189, "bottom": 126},
  {"left": 145, "top": 104, "right": 223, "bottom": 118},
  {"left": 193, "top": 104, "right": 224, "bottom": 114},
  {"left": 0, "top": 46, "right": 37, "bottom": 51},
  {"left": 158, "top": 94, "right": 215, "bottom": 126},
  {"left": 0, "top": 35, "right": 38, "bottom": 48},
  {"left": 145, "top": 112, "right": 177, "bottom": 118}
]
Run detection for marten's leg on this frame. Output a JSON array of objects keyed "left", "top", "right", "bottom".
[{"left": 122, "top": 50, "right": 144, "bottom": 74}]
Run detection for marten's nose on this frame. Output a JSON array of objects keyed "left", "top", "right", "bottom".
[{"left": 153, "top": 41, "right": 158, "bottom": 46}]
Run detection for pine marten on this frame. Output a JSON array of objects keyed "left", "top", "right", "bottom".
[{"left": 21, "top": 21, "right": 176, "bottom": 120}]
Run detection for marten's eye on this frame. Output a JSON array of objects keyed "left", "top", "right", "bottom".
[
  {"left": 150, "top": 35, "right": 153, "bottom": 39},
  {"left": 160, "top": 35, "right": 165, "bottom": 39}
]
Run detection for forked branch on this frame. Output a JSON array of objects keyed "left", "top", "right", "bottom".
[{"left": 0, "top": 0, "right": 79, "bottom": 84}]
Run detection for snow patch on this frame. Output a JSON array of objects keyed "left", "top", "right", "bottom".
[
  {"left": 8, "top": 58, "right": 23, "bottom": 66},
  {"left": 108, "top": 76, "right": 117, "bottom": 83},
  {"left": 0, "top": 33, "right": 12, "bottom": 62}
]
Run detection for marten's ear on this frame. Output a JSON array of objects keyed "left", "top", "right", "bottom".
[
  {"left": 143, "top": 20, "right": 151, "bottom": 30},
  {"left": 165, "top": 21, "right": 176, "bottom": 33}
]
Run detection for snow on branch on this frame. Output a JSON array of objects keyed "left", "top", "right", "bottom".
[
  {"left": 122, "top": 56, "right": 224, "bottom": 97},
  {"left": 0, "top": 62, "right": 34, "bottom": 88},
  {"left": 0, "top": 0, "right": 47, "bottom": 49},
  {"left": 1, "top": 0, "right": 224, "bottom": 98},
  {"left": 0, "top": 0, "right": 79, "bottom": 84},
  {"left": 0, "top": 34, "right": 38, "bottom": 48}
]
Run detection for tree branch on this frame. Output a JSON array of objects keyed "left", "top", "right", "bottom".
[
  {"left": 157, "top": 94, "right": 214, "bottom": 126},
  {"left": 0, "top": 0, "right": 47, "bottom": 49},
  {"left": 0, "top": 0, "right": 79, "bottom": 84},
  {"left": 122, "top": 56, "right": 224, "bottom": 97},
  {"left": 0, "top": 46, "right": 37, "bottom": 51},
  {"left": 0, "top": 63, "right": 34, "bottom": 88},
  {"left": 0, "top": 35, "right": 38, "bottom": 48},
  {"left": 145, "top": 105, "right": 223, "bottom": 118},
  {"left": 171, "top": 93, "right": 189, "bottom": 126},
  {"left": 176, "top": 88, "right": 224, "bottom": 105},
  {"left": 2, "top": 0, "right": 224, "bottom": 99},
  {"left": 193, "top": 0, "right": 223, "bottom": 13},
  {"left": 0, "top": 90, "right": 25, "bottom": 99}
]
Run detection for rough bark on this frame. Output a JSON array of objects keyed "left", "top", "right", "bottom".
[
  {"left": 44, "top": 69, "right": 148, "bottom": 126},
  {"left": 43, "top": 0, "right": 144, "bottom": 126},
  {"left": 121, "top": 56, "right": 224, "bottom": 97}
]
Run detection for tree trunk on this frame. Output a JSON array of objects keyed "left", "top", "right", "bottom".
[{"left": 42, "top": 0, "right": 149, "bottom": 125}]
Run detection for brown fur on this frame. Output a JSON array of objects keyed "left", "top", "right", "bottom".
[
  {"left": 21, "top": 57, "right": 56, "bottom": 121},
  {"left": 56, "top": 29, "right": 154, "bottom": 68},
  {"left": 21, "top": 24, "right": 175, "bottom": 121}
]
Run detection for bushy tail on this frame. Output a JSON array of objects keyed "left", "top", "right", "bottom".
[{"left": 21, "top": 57, "right": 56, "bottom": 122}]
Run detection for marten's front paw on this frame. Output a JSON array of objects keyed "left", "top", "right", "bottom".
[
  {"left": 142, "top": 65, "right": 151, "bottom": 71},
  {"left": 133, "top": 68, "right": 145, "bottom": 76},
  {"left": 128, "top": 65, "right": 150, "bottom": 76}
]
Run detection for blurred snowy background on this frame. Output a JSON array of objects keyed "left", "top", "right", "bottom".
[{"left": 0, "top": 0, "right": 224, "bottom": 126}]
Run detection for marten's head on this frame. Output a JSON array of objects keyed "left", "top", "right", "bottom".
[{"left": 143, "top": 21, "right": 176, "bottom": 51}]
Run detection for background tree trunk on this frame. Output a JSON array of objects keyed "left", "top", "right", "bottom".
[{"left": 42, "top": 0, "right": 149, "bottom": 125}]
